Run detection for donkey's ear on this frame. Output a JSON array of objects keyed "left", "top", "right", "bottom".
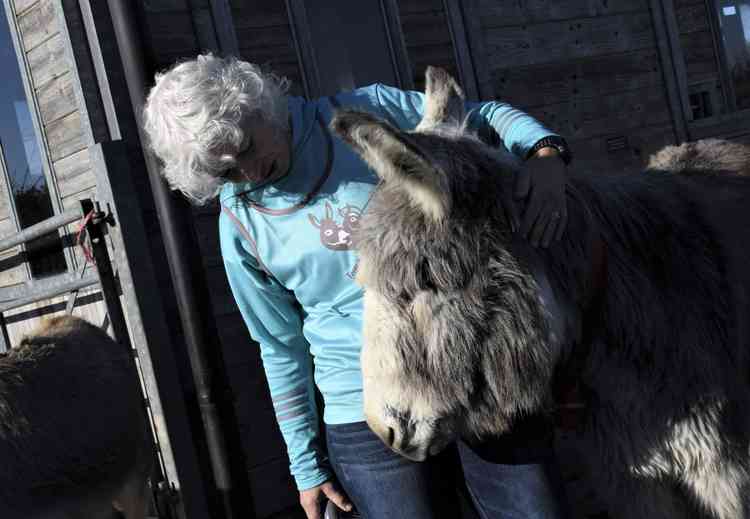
[
  {"left": 331, "top": 109, "right": 449, "bottom": 221},
  {"left": 416, "top": 66, "right": 466, "bottom": 131}
]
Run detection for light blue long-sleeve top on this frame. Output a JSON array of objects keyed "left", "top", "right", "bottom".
[{"left": 219, "top": 83, "right": 557, "bottom": 490}]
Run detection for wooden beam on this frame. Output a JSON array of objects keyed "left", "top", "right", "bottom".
[
  {"left": 207, "top": 0, "right": 238, "bottom": 54},
  {"left": 382, "top": 0, "right": 414, "bottom": 90},
  {"left": 443, "top": 0, "right": 479, "bottom": 100},
  {"left": 285, "top": 0, "right": 319, "bottom": 97},
  {"left": 649, "top": 0, "right": 690, "bottom": 142}
]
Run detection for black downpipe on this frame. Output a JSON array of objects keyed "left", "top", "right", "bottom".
[{"left": 105, "top": 1, "right": 254, "bottom": 518}]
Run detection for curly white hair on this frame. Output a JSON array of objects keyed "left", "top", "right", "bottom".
[{"left": 142, "top": 53, "right": 290, "bottom": 204}]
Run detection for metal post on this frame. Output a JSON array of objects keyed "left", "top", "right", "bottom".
[
  {"left": 80, "top": 198, "right": 177, "bottom": 519},
  {"left": 104, "top": 1, "right": 255, "bottom": 518}
]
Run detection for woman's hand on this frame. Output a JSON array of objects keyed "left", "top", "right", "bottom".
[
  {"left": 512, "top": 147, "right": 568, "bottom": 247},
  {"left": 300, "top": 480, "right": 353, "bottom": 519}
]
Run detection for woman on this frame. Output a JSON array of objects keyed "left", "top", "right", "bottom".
[{"left": 143, "top": 53, "right": 570, "bottom": 519}]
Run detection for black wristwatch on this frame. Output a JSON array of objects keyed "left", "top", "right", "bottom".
[{"left": 527, "top": 136, "right": 572, "bottom": 165}]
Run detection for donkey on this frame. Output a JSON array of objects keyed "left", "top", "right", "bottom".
[
  {"left": 0, "top": 315, "right": 152, "bottom": 519},
  {"left": 331, "top": 66, "right": 750, "bottom": 519}
]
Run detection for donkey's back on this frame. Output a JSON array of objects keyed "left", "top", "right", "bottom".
[{"left": 0, "top": 316, "right": 151, "bottom": 519}]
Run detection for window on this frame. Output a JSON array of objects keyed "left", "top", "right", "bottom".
[
  {"left": 713, "top": 1, "right": 750, "bottom": 110},
  {"left": 0, "top": 2, "right": 66, "bottom": 278}
]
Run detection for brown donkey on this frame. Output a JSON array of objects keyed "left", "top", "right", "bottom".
[{"left": 0, "top": 316, "right": 152, "bottom": 519}]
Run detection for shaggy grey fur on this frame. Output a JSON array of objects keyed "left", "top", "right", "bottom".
[
  {"left": 0, "top": 316, "right": 151, "bottom": 519},
  {"left": 332, "top": 66, "right": 750, "bottom": 519}
]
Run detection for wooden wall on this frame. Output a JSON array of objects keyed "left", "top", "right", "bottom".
[
  {"left": 137, "top": 1, "right": 303, "bottom": 516},
  {"left": 398, "top": 0, "right": 459, "bottom": 91},
  {"left": 463, "top": 0, "right": 678, "bottom": 176},
  {"left": 231, "top": 0, "right": 305, "bottom": 97},
  {"left": 2, "top": 0, "right": 104, "bottom": 343},
  {"left": 672, "top": 0, "right": 727, "bottom": 121},
  {"left": 8, "top": 1, "right": 750, "bottom": 518}
]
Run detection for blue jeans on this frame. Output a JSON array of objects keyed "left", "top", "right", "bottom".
[{"left": 326, "top": 422, "right": 567, "bottom": 519}]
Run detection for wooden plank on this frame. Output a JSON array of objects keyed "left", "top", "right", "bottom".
[
  {"left": 569, "top": 123, "right": 677, "bottom": 168},
  {"left": 247, "top": 457, "right": 299, "bottom": 518},
  {"left": 285, "top": 0, "right": 320, "bottom": 97},
  {"left": 0, "top": 194, "right": 9, "bottom": 221},
  {"left": 489, "top": 48, "right": 663, "bottom": 108},
  {"left": 142, "top": 0, "right": 208, "bottom": 12},
  {"left": 11, "top": 0, "right": 38, "bottom": 16},
  {"left": 476, "top": 0, "right": 649, "bottom": 28},
  {"left": 61, "top": 184, "right": 96, "bottom": 212},
  {"left": 191, "top": 7, "right": 219, "bottom": 51},
  {"left": 482, "top": 12, "right": 656, "bottom": 69},
  {"left": 0, "top": 217, "right": 18, "bottom": 239},
  {"left": 231, "top": 0, "right": 289, "bottom": 28},
  {"left": 398, "top": 0, "right": 443, "bottom": 15},
  {"left": 27, "top": 32, "right": 68, "bottom": 88},
  {"left": 236, "top": 44, "right": 304, "bottom": 96},
  {"left": 399, "top": 10, "right": 452, "bottom": 47},
  {"left": 57, "top": 0, "right": 108, "bottom": 144},
  {"left": 193, "top": 211, "right": 222, "bottom": 268},
  {"left": 527, "top": 86, "right": 672, "bottom": 140},
  {"left": 36, "top": 70, "right": 77, "bottom": 126},
  {"left": 406, "top": 41, "right": 458, "bottom": 70},
  {"left": 236, "top": 407, "right": 287, "bottom": 469},
  {"left": 234, "top": 23, "right": 295, "bottom": 49},
  {"left": 685, "top": 60, "right": 719, "bottom": 85},
  {"left": 214, "top": 312, "right": 261, "bottom": 366},
  {"left": 674, "top": 0, "right": 705, "bottom": 8},
  {"left": 53, "top": 148, "right": 93, "bottom": 199},
  {"left": 680, "top": 30, "right": 717, "bottom": 69},
  {"left": 383, "top": 0, "right": 415, "bottom": 90},
  {"left": 674, "top": 2, "right": 709, "bottom": 34},
  {"left": 57, "top": 165, "right": 96, "bottom": 202},
  {"left": 205, "top": 263, "right": 239, "bottom": 317},
  {"left": 17, "top": 0, "right": 57, "bottom": 51},
  {"left": 45, "top": 110, "right": 85, "bottom": 162},
  {"left": 145, "top": 11, "right": 199, "bottom": 63}
]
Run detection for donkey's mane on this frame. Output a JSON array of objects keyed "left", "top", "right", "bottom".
[{"left": 546, "top": 168, "right": 747, "bottom": 417}]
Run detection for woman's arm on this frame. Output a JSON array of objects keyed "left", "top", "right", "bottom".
[
  {"left": 219, "top": 207, "right": 330, "bottom": 492},
  {"left": 342, "top": 83, "right": 569, "bottom": 246}
]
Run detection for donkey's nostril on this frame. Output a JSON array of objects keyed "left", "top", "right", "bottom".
[{"left": 386, "top": 426, "right": 395, "bottom": 447}]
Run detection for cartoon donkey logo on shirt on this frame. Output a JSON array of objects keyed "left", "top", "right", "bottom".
[{"left": 308, "top": 202, "right": 362, "bottom": 251}]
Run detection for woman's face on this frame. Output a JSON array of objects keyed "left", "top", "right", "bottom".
[{"left": 225, "top": 118, "right": 291, "bottom": 184}]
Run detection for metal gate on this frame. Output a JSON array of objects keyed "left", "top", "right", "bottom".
[{"left": 0, "top": 198, "right": 176, "bottom": 518}]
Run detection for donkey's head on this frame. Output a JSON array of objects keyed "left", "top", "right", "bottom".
[{"left": 331, "top": 68, "right": 556, "bottom": 461}]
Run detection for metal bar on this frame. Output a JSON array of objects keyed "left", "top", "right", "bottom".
[
  {"left": 0, "top": 207, "right": 83, "bottom": 255},
  {"left": 0, "top": 270, "right": 89, "bottom": 302},
  {"left": 0, "top": 314, "right": 8, "bottom": 353},
  {"left": 105, "top": 1, "right": 255, "bottom": 517},
  {"left": 80, "top": 199, "right": 131, "bottom": 349},
  {"left": 0, "top": 273, "right": 98, "bottom": 313}
]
